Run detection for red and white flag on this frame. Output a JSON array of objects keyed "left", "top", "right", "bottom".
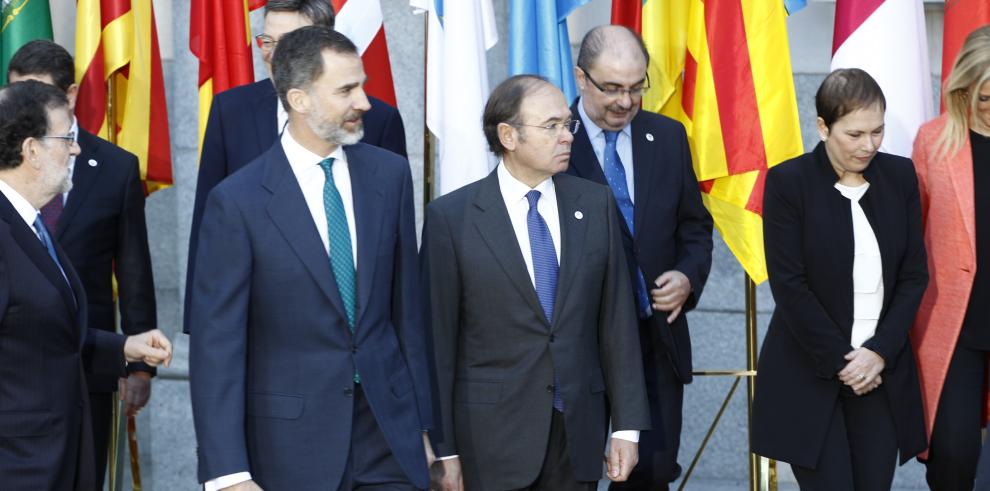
[
  {"left": 334, "top": 0, "right": 398, "bottom": 107},
  {"left": 942, "top": 0, "right": 990, "bottom": 92},
  {"left": 831, "top": 0, "right": 933, "bottom": 157}
]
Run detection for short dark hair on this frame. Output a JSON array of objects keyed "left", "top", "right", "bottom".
[
  {"left": 815, "top": 68, "right": 886, "bottom": 129},
  {"left": 482, "top": 75, "right": 550, "bottom": 157},
  {"left": 0, "top": 81, "right": 69, "bottom": 170},
  {"left": 271, "top": 26, "right": 359, "bottom": 110},
  {"left": 7, "top": 39, "right": 75, "bottom": 92},
  {"left": 265, "top": 0, "right": 335, "bottom": 29},
  {"left": 577, "top": 25, "right": 650, "bottom": 72}
]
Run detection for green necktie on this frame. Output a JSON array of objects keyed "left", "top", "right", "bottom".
[{"left": 318, "top": 158, "right": 359, "bottom": 383}]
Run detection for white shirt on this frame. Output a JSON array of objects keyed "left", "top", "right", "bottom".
[
  {"left": 437, "top": 164, "right": 637, "bottom": 462},
  {"left": 277, "top": 95, "right": 289, "bottom": 137},
  {"left": 204, "top": 127, "right": 358, "bottom": 491},
  {"left": 0, "top": 178, "right": 41, "bottom": 237},
  {"left": 834, "top": 182, "right": 884, "bottom": 348},
  {"left": 576, "top": 97, "right": 635, "bottom": 201}
]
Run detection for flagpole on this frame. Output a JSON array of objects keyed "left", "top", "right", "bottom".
[
  {"left": 422, "top": 11, "right": 434, "bottom": 206},
  {"left": 745, "top": 275, "right": 776, "bottom": 491}
]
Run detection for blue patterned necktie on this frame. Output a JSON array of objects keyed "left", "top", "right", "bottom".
[
  {"left": 33, "top": 215, "right": 71, "bottom": 293},
  {"left": 603, "top": 131, "right": 652, "bottom": 318},
  {"left": 525, "top": 190, "right": 564, "bottom": 412},
  {"left": 318, "top": 158, "right": 359, "bottom": 383}
]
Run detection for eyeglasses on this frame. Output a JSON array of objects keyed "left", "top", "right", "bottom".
[
  {"left": 39, "top": 131, "right": 76, "bottom": 147},
  {"left": 255, "top": 34, "right": 277, "bottom": 52},
  {"left": 579, "top": 67, "right": 650, "bottom": 99},
  {"left": 512, "top": 119, "right": 581, "bottom": 135}
]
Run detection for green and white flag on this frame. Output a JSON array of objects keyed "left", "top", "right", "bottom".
[{"left": 1, "top": 0, "right": 53, "bottom": 85}]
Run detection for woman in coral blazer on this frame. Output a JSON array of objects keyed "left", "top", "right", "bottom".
[{"left": 912, "top": 25, "right": 990, "bottom": 491}]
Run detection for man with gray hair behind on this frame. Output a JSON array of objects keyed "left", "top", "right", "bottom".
[{"left": 189, "top": 26, "right": 434, "bottom": 491}]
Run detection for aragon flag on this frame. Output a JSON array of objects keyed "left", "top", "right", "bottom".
[
  {"left": 76, "top": 0, "right": 173, "bottom": 192},
  {"left": 0, "top": 0, "right": 54, "bottom": 85},
  {"left": 612, "top": 0, "right": 803, "bottom": 284}
]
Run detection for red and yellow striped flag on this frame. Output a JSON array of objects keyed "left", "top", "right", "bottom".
[
  {"left": 75, "top": 0, "right": 173, "bottom": 193},
  {"left": 190, "top": 0, "right": 262, "bottom": 153},
  {"left": 613, "top": 0, "right": 803, "bottom": 283}
]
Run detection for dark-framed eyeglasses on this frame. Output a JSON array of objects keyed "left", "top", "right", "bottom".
[
  {"left": 511, "top": 119, "right": 581, "bottom": 135},
  {"left": 255, "top": 34, "right": 277, "bottom": 52},
  {"left": 39, "top": 131, "right": 76, "bottom": 147},
  {"left": 579, "top": 66, "right": 650, "bottom": 99}
]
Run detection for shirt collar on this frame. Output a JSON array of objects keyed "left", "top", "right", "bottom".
[
  {"left": 576, "top": 96, "right": 632, "bottom": 141},
  {"left": 0, "top": 178, "right": 40, "bottom": 229},
  {"left": 281, "top": 126, "right": 347, "bottom": 174},
  {"left": 496, "top": 160, "right": 555, "bottom": 205}
]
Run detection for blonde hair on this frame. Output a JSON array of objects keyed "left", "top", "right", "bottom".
[{"left": 938, "top": 25, "right": 990, "bottom": 159}]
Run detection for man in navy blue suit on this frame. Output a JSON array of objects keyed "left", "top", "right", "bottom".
[
  {"left": 189, "top": 26, "right": 433, "bottom": 491},
  {"left": 185, "top": 0, "right": 406, "bottom": 334},
  {"left": 7, "top": 40, "right": 159, "bottom": 490},
  {"left": 0, "top": 80, "right": 172, "bottom": 491},
  {"left": 566, "top": 26, "right": 714, "bottom": 490}
]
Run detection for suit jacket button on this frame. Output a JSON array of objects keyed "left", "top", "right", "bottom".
[
  {"left": 549, "top": 334, "right": 555, "bottom": 343},
  {"left": 344, "top": 387, "right": 354, "bottom": 397},
  {"left": 546, "top": 385, "right": 554, "bottom": 393}
]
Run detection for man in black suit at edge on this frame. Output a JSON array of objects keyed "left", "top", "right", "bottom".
[
  {"left": 185, "top": 0, "right": 408, "bottom": 334},
  {"left": 8, "top": 40, "right": 160, "bottom": 490},
  {"left": 567, "top": 26, "right": 714, "bottom": 490}
]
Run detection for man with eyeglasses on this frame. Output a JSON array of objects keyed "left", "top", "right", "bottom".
[
  {"left": 7, "top": 39, "right": 160, "bottom": 490},
  {"left": 567, "top": 26, "right": 714, "bottom": 490},
  {"left": 186, "top": 0, "right": 407, "bottom": 334},
  {"left": 422, "top": 74, "right": 650, "bottom": 490}
]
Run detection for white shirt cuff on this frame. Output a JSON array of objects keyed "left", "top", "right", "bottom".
[
  {"left": 438, "top": 454, "right": 459, "bottom": 460},
  {"left": 205, "top": 472, "right": 252, "bottom": 491},
  {"left": 611, "top": 430, "right": 640, "bottom": 443}
]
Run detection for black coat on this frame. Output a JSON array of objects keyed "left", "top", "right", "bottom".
[{"left": 751, "top": 143, "right": 928, "bottom": 468}]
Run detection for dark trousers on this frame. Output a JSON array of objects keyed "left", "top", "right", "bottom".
[
  {"left": 511, "top": 410, "right": 597, "bottom": 491},
  {"left": 610, "top": 320, "right": 684, "bottom": 491},
  {"left": 89, "top": 391, "right": 113, "bottom": 490},
  {"left": 790, "top": 386, "right": 897, "bottom": 490},
  {"left": 337, "top": 385, "right": 420, "bottom": 491},
  {"left": 925, "top": 343, "right": 988, "bottom": 491}
]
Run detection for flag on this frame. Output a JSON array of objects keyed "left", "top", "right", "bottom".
[
  {"left": 942, "top": 0, "right": 990, "bottom": 91},
  {"left": 336, "top": 0, "right": 397, "bottom": 107},
  {"left": 190, "top": 0, "right": 260, "bottom": 154},
  {"left": 613, "top": 0, "right": 803, "bottom": 283},
  {"left": 831, "top": 0, "right": 933, "bottom": 157},
  {"left": 412, "top": 0, "right": 498, "bottom": 197},
  {"left": 76, "top": 0, "right": 173, "bottom": 192},
  {"left": 508, "top": 0, "right": 588, "bottom": 102},
  {"left": 0, "top": 0, "right": 54, "bottom": 85}
]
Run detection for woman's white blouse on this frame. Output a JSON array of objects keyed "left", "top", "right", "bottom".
[{"left": 834, "top": 182, "right": 884, "bottom": 348}]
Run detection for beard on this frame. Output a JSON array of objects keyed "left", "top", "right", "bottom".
[{"left": 307, "top": 107, "right": 364, "bottom": 147}]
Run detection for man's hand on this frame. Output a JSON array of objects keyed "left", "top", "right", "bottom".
[
  {"left": 606, "top": 437, "right": 638, "bottom": 482},
  {"left": 221, "top": 480, "right": 262, "bottom": 491},
  {"left": 423, "top": 433, "right": 436, "bottom": 467},
  {"left": 118, "top": 371, "right": 153, "bottom": 417},
  {"left": 430, "top": 457, "right": 464, "bottom": 491},
  {"left": 652, "top": 270, "right": 692, "bottom": 323},
  {"left": 838, "top": 348, "right": 885, "bottom": 395},
  {"left": 123, "top": 329, "right": 172, "bottom": 368}
]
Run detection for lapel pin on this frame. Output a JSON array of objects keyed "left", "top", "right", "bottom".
[
  {"left": 645, "top": 133, "right": 655, "bottom": 142},
  {"left": 88, "top": 159, "right": 97, "bottom": 167},
  {"left": 574, "top": 211, "right": 584, "bottom": 220}
]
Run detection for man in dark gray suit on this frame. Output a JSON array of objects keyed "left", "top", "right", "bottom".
[{"left": 423, "top": 75, "right": 650, "bottom": 491}]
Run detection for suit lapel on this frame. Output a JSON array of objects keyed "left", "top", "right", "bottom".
[
  {"left": 0, "top": 194, "right": 78, "bottom": 317},
  {"left": 472, "top": 172, "right": 549, "bottom": 326},
  {"left": 57, "top": 130, "right": 104, "bottom": 239},
  {"left": 345, "top": 146, "right": 384, "bottom": 329},
  {"left": 630, "top": 113, "right": 656, "bottom": 235},
  {"left": 262, "top": 145, "right": 350, "bottom": 322},
  {"left": 550, "top": 176, "right": 587, "bottom": 331},
  {"left": 568, "top": 106, "right": 608, "bottom": 186},
  {"left": 813, "top": 144, "right": 855, "bottom": 334},
  {"left": 947, "top": 137, "right": 977, "bottom": 258},
  {"left": 255, "top": 80, "right": 280, "bottom": 149}
]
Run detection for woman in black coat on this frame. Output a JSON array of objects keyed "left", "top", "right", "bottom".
[{"left": 751, "top": 68, "right": 928, "bottom": 490}]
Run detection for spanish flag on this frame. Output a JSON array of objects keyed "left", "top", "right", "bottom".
[
  {"left": 76, "top": 0, "right": 173, "bottom": 192},
  {"left": 613, "top": 0, "right": 803, "bottom": 283},
  {"left": 190, "top": 0, "right": 262, "bottom": 154}
]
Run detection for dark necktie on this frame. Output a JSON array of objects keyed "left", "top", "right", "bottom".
[
  {"left": 525, "top": 190, "right": 563, "bottom": 412},
  {"left": 39, "top": 194, "right": 64, "bottom": 232},
  {"left": 318, "top": 158, "right": 359, "bottom": 383},
  {"left": 33, "top": 214, "right": 71, "bottom": 293},
  {"left": 603, "top": 131, "right": 652, "bottom": 318}
]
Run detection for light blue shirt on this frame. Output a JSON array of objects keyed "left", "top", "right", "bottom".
[{"left": 576, "top": 98, "right": 635, "bottom": 202}]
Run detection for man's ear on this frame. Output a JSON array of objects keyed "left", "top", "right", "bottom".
[
  {"left": 497, "top": 122, "right": 518, "bottom": 152},
  {"left": 286, "top": 87, "right": 310, "bottom": 115}
]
